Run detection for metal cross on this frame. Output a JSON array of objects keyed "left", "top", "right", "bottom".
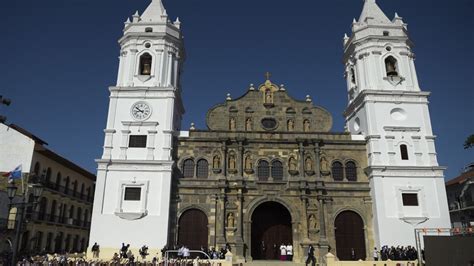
[{"left": 265, "top": 72, "right": 271, "bottom": 80}]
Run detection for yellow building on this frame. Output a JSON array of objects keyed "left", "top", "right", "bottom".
[{"left": 0, "top": 124, "right": 95, "bottom": 256}]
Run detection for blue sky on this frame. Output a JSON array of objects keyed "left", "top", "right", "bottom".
[{"left": 1, "top": 0, "right": 472, "bottom": 179}]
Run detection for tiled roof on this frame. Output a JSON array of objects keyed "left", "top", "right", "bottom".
[{"left": 446, "top": 169, "right": 474, "bottom": 186}]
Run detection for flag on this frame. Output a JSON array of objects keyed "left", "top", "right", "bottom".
[{"left": 2, "top": 165, "right": 22, "bottom": 183}]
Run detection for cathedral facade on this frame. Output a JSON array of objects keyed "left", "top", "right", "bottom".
[
  {"left": 170, "top": 79, "right": 374, "bottom": 262},
  {"left": 89, "top": 0, "right": 450, "bottom": 263}
]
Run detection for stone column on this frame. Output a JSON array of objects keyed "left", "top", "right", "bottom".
[
  {"left": 215, "top": 193, "right": 226, "bottom": 246},
  {"left": 298, "top": 141, "right": 305, "bottom": 177},
  {"left": 234, "top": 189, "right": 245, "bottom": 260},
  {"left": 222, "top": 140, "right": 228, "bottom": 178},
  {"left": 313, "top": 142, "right": 321, "bottom": 178},
  {"left": 238, "top": 139, "right": 244, "bottom": 177},
  {"left": 317, "top": 194, "right": 330, "bottom": 263},
  {"left": 301, "top": 196, "right": 310, "bottom": 242}
]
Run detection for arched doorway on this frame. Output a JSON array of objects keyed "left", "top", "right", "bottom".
[
  {"left": 251, "top": 201, "right": 292, "bottom": 260},
  {"left": 178, "top": 209, "right": 208, "bottom": 249},
  {"left": 334, "top": 211, "right": 366, "bottom": 260}
]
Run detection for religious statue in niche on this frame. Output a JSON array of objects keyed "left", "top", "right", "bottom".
[
  {"left": 308, "top": 214, "right": 317, "bottom": 230},
  {"left": 288, "top": 156, "right": 298, "bottom": 175},
  {"left": 228, "top": 153, "right": 237, "bottom": 173},
  {"left": 305, "top": 156, "right": 315, "bottom": 175},
  {"left": 319, "top": 153, "right": 330, "bottom": 175},
  {"left": 229, "top": 117, "right": 236, "bottom": 131},
  {"left": 227, "top": 212, "right": 235, "bottom": 228},
  {"left": 213, "top": 155, "right": 221, "bottom": 169},
  {"left": 244, "top": 153, "right": 254, "bottom": 174},
  {"left": 303, "top": 120, "right": 311, "bottom": 132},
  {"left": 264, "top": 89, "right": 273, "bottom": 104},
  {"left": 305, "top": 157, "right": 313, "bottom": 171},
  {"left": 246, "top": 118, "right": 252, "bottom": 131},
  {"left": 287, "top": 119, "right": 294, "bottom": 132}
]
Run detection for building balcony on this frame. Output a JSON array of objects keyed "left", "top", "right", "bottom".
[
  {"left": 449, "top": 200, "right": 474, "bottom": 212},
  {"left": 38, "top": 179, "right": 94, "bottom": 204},
  {"left": 27, "top": 212, "right": 91, "bottom": 229}
]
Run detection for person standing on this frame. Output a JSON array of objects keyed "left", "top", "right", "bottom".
[
  {"left": 286, "top": 243, "right": 293, "bottom": 261},
  {"left": 279, "top": 244, "right": 287, "bottom": 261},
  {"left": 261, "top": 241, "right": 266, "bottom": 259},
  {"left": 373, "top": 247, "right": 379, "bottom": 261},
  {"left": 91, "top": 243, "right": 100, "bottom": 258},
  {"left": 351, "top": 248, "right": 356, "bottom": 260},
  {"left": 305, "top": 244, "right": 316, "bottom": 266}
]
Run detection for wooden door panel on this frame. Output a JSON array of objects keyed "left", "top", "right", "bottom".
[{"left": 178, "top": 209, "right": 208, "bottom": 250}]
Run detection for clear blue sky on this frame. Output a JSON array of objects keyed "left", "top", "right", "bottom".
[{"left": 1, "top": 0, "right": 472, "bottom": 180}]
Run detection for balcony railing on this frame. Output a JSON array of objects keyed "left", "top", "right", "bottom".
[
  {"left": 449, "top": 200, "right": 474, "bottom": 211},
  {"left": 0, "top": 218, "right": 23, "bottom": 231},
  {"left": 38, "top": 179, "right": 93, "bottom": 203},
  {"left": 27, "top": 212, "right": 91, "bottom": 229}
]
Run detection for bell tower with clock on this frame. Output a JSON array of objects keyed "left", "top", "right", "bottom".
[{"left": 89, "top": 0, "right": 185, "bottom": 258}]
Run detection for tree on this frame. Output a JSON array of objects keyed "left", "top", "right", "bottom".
[{"left": 464, "top": 134, "right": 474, "bottom": 149}]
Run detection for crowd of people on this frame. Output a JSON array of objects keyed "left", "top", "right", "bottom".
[
  {"left": 160, "top": 244, "right": 231, "bottom": 260},
  {"left": 374, "top": 245, "right": 419, "bottom": 261}
]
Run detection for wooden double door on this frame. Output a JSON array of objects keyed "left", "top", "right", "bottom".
[
  {"left": 178, "top": 209, "right": 208, "bottom": 250},
  {"left": 251, "top": 202, "right": 292, "bottom": 260},
  {"left": 334, "top": 211, "right": 366, "bottom": 260}
]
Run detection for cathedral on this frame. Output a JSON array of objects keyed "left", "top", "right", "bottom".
[{"left": 88, "top": 0, "right": 451, "bottom": 263}]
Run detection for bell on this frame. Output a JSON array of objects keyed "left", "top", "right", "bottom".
[
  {"left": 385, "top": 61, "right": 398, "bottom": 77},
  {"left": 142, "top": 63, "right": 151, "bottom": 75}
]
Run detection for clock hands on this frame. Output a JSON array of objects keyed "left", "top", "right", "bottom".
[{"left": 135, "top": 107, "right": 144, "bottom": 114}]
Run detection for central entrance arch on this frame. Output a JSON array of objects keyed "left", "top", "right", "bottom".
[{"left": 251, "top": 201, "right": 292, "bottom": 260}]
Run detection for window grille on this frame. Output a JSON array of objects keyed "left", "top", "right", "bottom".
[
  {"left": 257, "top": 161, "right": 270, "bottom": 181},
  {"left": 345, "top": 161, "right": 357, "bottom": 181},
  {"left": 196, "top": 159, "right": 209, "bottom": 179},
  {"left": 271, "top": 161, "right": 284, "bottom": 181},
  {"left": 332, "top": 162, "right": 344, "bottom": 181},
  {"left": 183, "top": 159, "right": 195, "bottom": 178}
]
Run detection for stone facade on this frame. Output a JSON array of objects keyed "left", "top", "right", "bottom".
[{"left": 170, "top": 80, "right": 374, "bottom": 263}]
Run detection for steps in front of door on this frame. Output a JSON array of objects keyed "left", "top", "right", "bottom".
[{"left": 243, "top": 261, "right": 305, "bottom": 266}]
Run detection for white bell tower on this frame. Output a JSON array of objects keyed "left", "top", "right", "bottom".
[
  {"left": 89, "top": 0, "right": 184, "bottom": 258},
  {"left": 343, "top": 0, "right": 450, "bottom": 247}
]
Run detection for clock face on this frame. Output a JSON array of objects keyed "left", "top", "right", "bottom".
[{"left": 131, "top": 102, "right": 152, "bottom": 121}]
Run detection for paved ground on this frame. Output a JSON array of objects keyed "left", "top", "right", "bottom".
[{"left": 244, "top": 261, "right": 305, "bottom": 266}]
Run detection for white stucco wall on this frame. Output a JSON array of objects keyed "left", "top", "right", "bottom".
[
  {"left": 0, "top": 123, "right": 35, "bottom": 173},
  {"left": 344, "top": 5, "right": 451, "bottom": 249}
]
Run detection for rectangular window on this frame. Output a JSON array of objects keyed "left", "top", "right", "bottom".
[
  {"left": 402, "top": 193, "right": 419, "bottom": 206},
  {"left": 124, "top": 187, "right": 141, "bottom": 201},
  {"left": 129, "top": 135, "right": 147, "bottom": 148}
]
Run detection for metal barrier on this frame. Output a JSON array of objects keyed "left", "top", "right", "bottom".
[{"left": 164, "top": 250, "right": 212, "bottom": 266}]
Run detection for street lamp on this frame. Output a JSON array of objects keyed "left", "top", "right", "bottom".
[
  {"left": 8, "top": 181, "right": 43, "bottom": 265},
  {"left": 31, "top": 184, "right": 44, "bottom": 201},
  {"left": 7, "top": 184, "right": 18, "bottom": 201}
]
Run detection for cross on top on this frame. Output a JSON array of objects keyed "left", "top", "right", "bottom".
[{"left": 265, "top": 72, "right": 271, "bottom": 80}]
